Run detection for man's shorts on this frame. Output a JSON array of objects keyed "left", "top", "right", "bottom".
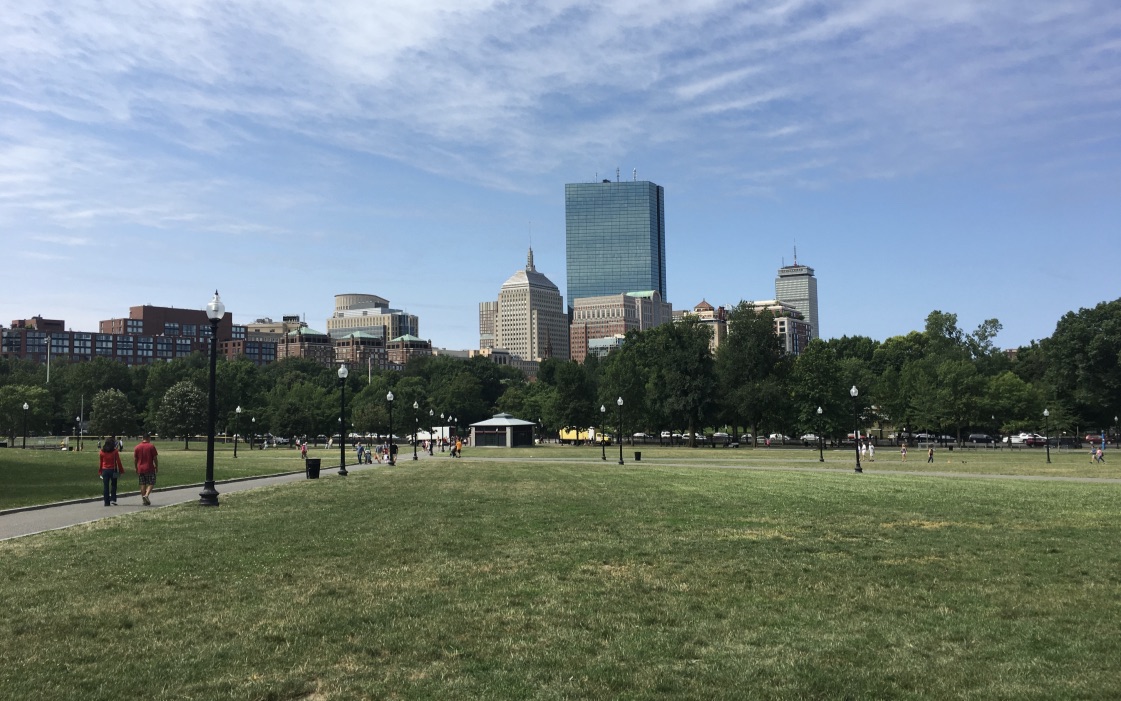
[{"left": 138, "top": 472, "right": 157, "bottom": 486}]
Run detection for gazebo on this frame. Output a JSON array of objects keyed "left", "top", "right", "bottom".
[{"left": 469, "top": 413, "right": 536, "bottom": 448}]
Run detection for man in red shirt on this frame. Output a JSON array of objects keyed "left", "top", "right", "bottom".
[{"left": 134, "top": 433, "right": 159, "bottom": 506}]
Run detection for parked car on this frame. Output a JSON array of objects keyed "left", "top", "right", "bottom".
[
  {"left": 768, "top": 433, "right": 791, "bottom": 442},
  {"left": 967, "top": 433, "right": 994, "bottom": 443},
  {"left": 633, "top": 432, "right": 650, "bottom": 438},
  {"left": 1025, "top": 434, "right": 1049, "bottom": 447},
  {"left": 713, "top": 432, "right": 730, "bottom": 440},
  {"left": 800, "top": 433, "right": 819, "bottom": 442}
]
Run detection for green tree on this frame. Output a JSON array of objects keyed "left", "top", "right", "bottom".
[
  {"left": 716, "top": 303, "right": 787, "bottom": 442},
  {"left": 0, "top": 385, "right": 52, "bottom": 443},
  {"left": 644, "top": 317, "right": 716, "bottom": 446},
  {"left": 156, "top": 380, "right": 207, "bottom": 449},
  {"left": 789, "top": 340, "right": 847, "bottom": 439},
  {"left": 89, "top": 388, "right": 139, "bottom": 438},
  {"left": 1038, "top": 298, "right": 1121, "bottom": 430}
]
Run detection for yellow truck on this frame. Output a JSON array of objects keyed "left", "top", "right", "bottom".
[{"left": 558, "top": 428, "right": 611, "bottom": 446}]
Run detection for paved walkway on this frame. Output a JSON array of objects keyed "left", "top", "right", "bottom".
[{"left": 0, "top": 451, "right": 435, "bottom": 541}]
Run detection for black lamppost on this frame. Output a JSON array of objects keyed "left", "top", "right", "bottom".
[
  {"left": 1115, "top": 415, "right": 1119, "bottom": 447},
  {"left": 600, "top": 404, "right": 607, "bottom": 461},
  {"left": 412, "top": 401, "right": 419, "bottom": 461},
  {"left": 234, "top": 405, "right": 241, "bottom": 458},
  {"left": 22, "top": 402, "right": 28, "bottom": 449},
  {"left": 76, "top": 416, "right": 82, "bottom": 452},
  {"left": 387, "top": 391, "right": 395, "bottom": 466},
  {"left": 429, "top": 409, "right": 435, "bottom": 455},
  {"left": 200, "top": 290, "right": 224, "bottom": 507},
  {"left": 251, "top": 417, "right": 256, "bottom": 450},
  {"left": 440, "top": 413, "right": 446, "bottom": 451},
  {"left": 616, "top": 396, "right": 624, "bottom": 465},
  {"left": 850, "top": 385, "right": 862, "bottom": 473},
  {"left": 1043, "top": 408, "right": 1051, "bottom": 464},
  {"left": 817, "top": 406, "right": 824, "bottom": 462},
  {"left": 337, "top": 365, "right": 349, "bottom": 475}
]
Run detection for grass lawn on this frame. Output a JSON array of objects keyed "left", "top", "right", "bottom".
[
  {"left": 0, "top": 441, "right": 321, "bottom": 510},
  {"left": 2, "top": 458, "right": 1120, "bottom": 699}
]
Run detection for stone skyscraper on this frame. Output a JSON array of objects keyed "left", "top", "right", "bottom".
[{"left": 775, "top": 256, "right": 819, "bottom": 340}]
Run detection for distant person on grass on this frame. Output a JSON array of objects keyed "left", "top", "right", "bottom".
[
  {"left": 927, "top": 446, "right": 935, "bottom": 464},
  {"left": 98, "top": 436, "right": 124, "bottom": 506},
  {"left": 134, "top": 433, "right": 159, "bottom": 506}
]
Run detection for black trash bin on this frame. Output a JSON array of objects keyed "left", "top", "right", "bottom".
[
  {"left": 305, "top": 458, "right": 321, "bottom": 479},
  {"left": 634, "top": 451, "right": 641, "bottom": 461}
]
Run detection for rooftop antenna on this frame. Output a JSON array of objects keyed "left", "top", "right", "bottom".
[
  {"left": 633, "top": 168, "right": 637, "bottom": 181},
  {"left": 616, "top": 167, "right": 620, "bottom": 182},
  {"left": 793, "top": 240, "right": 798, "bottom": 265}
]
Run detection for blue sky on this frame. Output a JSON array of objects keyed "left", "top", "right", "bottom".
[{"left": 3, "top": 1, "right": 1119, "bottom": 351}]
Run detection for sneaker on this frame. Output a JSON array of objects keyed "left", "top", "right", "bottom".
[
  {"left": 142, "top": 496, "right": 151, "bottom": 506},
  {"left": 111, "top": 500, "right": 118, "bottom": 506}
]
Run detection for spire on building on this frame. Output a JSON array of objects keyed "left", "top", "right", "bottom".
[{"left": 527, "top": 247, "right": 535, "bottom": 272}]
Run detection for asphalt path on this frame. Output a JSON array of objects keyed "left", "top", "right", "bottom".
[{"left": 0, "top": 452, "right": 419, "bottom": 541}]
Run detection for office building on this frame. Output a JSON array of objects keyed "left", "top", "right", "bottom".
[
  {"left": 744, "top": 300, "right": 813, "bottom": 356},
  {"left": 478, "top": 301, "right": 497, "bottom": 350},
  {"left": 569, "top": 290, "right": 672, "bottom": 363},
  {"left": 327, "top": 294, "right": 419, "bottom": 341},
  {"left": 485, "top": 248, "right": 569, "bottom": 362},
  {"left": 565, "top": 178, "right": 666, "bottom": 312},
  {"left": 775, "top": 257, "right": 819, "bottom": 340}
]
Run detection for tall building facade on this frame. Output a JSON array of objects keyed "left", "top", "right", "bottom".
[
  {"left": 478, "top": 301, "right": 497, "bottom": 350},
  {"left": 673, "top": 300, "right": 727, "bottom": 353},
  {"left": 487, "top": 248, "right": 569, "bottom": 362},
  {"left": 775, "top": 260, "right": 819, "bottom": 340},
  {"left": 565, "top": 178, "right": 666, "bottom": 312},
  {"left": 569, "top": 290, "right": 672, "bottom": 363},
  {"left": 327, "top": 294, "right": 419, "bottom": 341}
]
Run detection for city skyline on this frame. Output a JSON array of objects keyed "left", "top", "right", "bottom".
[{"left": 3, "top": 3, "right": 1119, "bottom": 351}]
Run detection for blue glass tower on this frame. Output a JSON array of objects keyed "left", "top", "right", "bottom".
[{"left": 565, "top": 180, "right": 666, "bottom": 313}]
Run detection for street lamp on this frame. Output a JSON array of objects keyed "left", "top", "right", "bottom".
[
  {"left": 200, "top": 290, "right": 224, "bottom": 507},
  {"left": 387, "top": 391, "right": 395, "bottom": 466},
  {"left": 76, "top": 416, "right": 82, "bottom": 452},
  {"left": 429, "top": 409, "right": 435, "bottom": 455},
  {"left": 412, "top": 401, "right": 419, "bottom": 461},
  {"left": 234, "top": 405, "right": 241, "bottom": 458},
  {"left": 22, "top": 402, "right": 28, "bottom": 449},
  {"left": 251, "top": 417, "right": 256, "bottom": 450},
  {"left": 600, "top": 404, "right": 607, "bottom": 461},
  {"left": 1043, "top": 408, "right": 1051, "bottom": 464},
  {"left": 338, "top": 365, "right": 349, "bottom": 475},
  {"left": 616, "top": 396, "right": 624, "bottom": 465},
  {"left": 816, "top": 406, "right": 824, "bottom": 462},
  {"left": 850, "top": 385, "right": 862, "bottom": 473},
  {"left": 440, "top": 413, "right": 446, "bottom": 451}
]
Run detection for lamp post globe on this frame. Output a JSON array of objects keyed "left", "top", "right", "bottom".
[
  {"left": 816, "top": 406, "right": 824, "bottom": 462},
  {"left": 850, "top": 385, "right": 862, "bottom": 473},
  {"left": 200, "top": 290, "right": 224, "bottom": 506},
  {"left": 22, "top": 402, "right": 29, "bottom": 449},
  {"left": 386, "top": 391, "right": 395, "bottom": 466},
  {"left": 616, "top": 397, "right": 625, "bottom": 465},
  {"left": 1043, "top": 408, "right": 1051, "bottom": 464},
  {"left": 338, "top": 364, "right": 349, "bottom": 475},
  {"left": 234, "top": 405, "right": 241, "bottom": 458},
  {"left": 600, "top": 405, "right": 607, "bottom": 461},
  {"left": 412, "top": 401, "right": 419, "bottom": 461}
]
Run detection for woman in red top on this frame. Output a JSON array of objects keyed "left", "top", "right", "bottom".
[{"left": 98, "top": 436, "right": 124, "bottom": 506}]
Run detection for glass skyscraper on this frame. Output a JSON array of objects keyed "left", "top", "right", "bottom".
[{"left": 565, "top": 180, "right": 666, "bottom": 313}]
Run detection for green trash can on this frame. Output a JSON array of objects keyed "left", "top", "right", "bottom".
[
  {"left": 305, "top": 458, "right": 321, "bottom": 479},
  {"left": 634, "top": 452, "right": 641, "bottom": 461}
]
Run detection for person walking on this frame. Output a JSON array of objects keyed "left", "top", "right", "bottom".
[
  {"left": 134, "top": 433, "right": 159, "bottom": 506},
  {"left": 927, "top": 446, "right": 935, "bottom": 464},
  {"left": 98, "top": 437, "right": 124, "bottom": 506},
  {"left": 868, "top": 442, "right": 876, "bottom": 462},
  {"left": 900, "top": 444, "right": 908, "bottom": 462},
  {"left": 300, "top": 441, "right": 308, "bottom": 461},
  {"left": 454, "top": 437, "right": 463, "bottom": 458}
]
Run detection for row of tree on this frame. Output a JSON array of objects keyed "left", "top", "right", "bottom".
[{"left": 2, "top": 298, "right": 1118, "bottom": 446}]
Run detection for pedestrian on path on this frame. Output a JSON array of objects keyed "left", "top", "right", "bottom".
[
  {"left": 98, "top": 437, "right": 124, "bottom": 506},
  {"left": 134, "top": 433, "right": 159, "bottom": 506}
]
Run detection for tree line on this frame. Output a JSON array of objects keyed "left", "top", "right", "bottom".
[{"left": 1, "top": 297, "right": 1118, "bottom": 446}]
